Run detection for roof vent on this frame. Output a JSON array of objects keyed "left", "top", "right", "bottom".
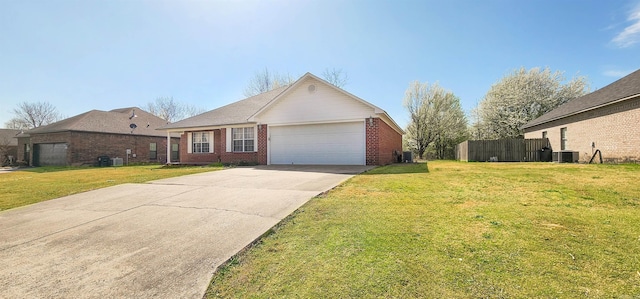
[{"left": 308, "top": 84, "right": 316, "bottom": 93}]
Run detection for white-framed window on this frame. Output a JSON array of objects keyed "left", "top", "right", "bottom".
[
  {"left": 232, "top": 127, "right": 255, "bottom": 152},
  {"left": 192, "top": 132, "right": 212, "bottom": 153}
]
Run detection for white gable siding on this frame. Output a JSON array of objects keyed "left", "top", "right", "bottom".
[{"left": 255, "top": 78, "right": 375, "bottom": 125}]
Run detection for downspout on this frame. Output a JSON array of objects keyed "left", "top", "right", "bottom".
[{"left": 166, "top": 132, "right": 171, "bottom": 165}]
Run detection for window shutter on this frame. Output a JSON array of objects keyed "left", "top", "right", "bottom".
[
  {"left": 187, "top": 132, "right": 192, "bottom": 153},
  {"left": 225, "top": 128, "right": 232, "bottom": 152},
  {"left": 253, "top": 126, "right": 258, "bottom": 152},
  {"left": 208, "top": 131, "right": 214, "bottom": 153}
]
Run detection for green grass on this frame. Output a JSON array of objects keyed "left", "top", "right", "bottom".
[
  {"left": 206, "top": 161, "right": 640, "bottom": 298},
  {"left": 0, "top": 164, "right": 222, "bottom": 211}
]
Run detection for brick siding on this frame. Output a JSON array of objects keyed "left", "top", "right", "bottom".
[
  {"left": 180, "top": 127, "right": 266, "bottom": 165},
  {"left": 366, "top": 118, "right": 403, "bottom": 165},
  {"left": 524, "top": 96, "right": 640, "bottom": 163}
]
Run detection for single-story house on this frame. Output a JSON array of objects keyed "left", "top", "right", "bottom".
[
  {"left": 17, "top": 107, "right": 180, "bottom": 166},
  {"left": 161, "top": 72, "right": 404, "bottom": 166},
  {"left": 0, "top": 129, "right": 20, "bottom": 166},
  {"left": 523, "top": 68, "right": 640, "bottom": 163}
]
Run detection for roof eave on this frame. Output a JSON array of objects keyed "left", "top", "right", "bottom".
[{"left": 523, "top": 93, "right": 640, "bottom": 129}]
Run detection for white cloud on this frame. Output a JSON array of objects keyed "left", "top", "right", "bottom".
[
  {"left": 603, "top": 69, "right": 633, "bottom": 77},
  {"left": 611, "top": 4, "right": 640, "bottom": 48}
]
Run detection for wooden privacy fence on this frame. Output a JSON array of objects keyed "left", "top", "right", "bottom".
[{"left": 456, "top": 138, "right": 551, "bottom": 162}]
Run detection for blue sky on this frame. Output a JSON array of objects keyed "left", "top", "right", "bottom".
[{"left": 1, "top": 0, "right": 639, "bottom": 129}]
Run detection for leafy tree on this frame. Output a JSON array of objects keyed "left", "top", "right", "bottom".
[
  {"left": 322, "top": 68, "right": 349, "bottom": 88},
  {"left": 146, "top": 97, "right": 206, "bottom": 122},
  {"left": 404, "top": 81, "right": 468, "bottom": 159},
  {"left": 474, "top": 67, "right": 589, "bottom": 139},
  {"left": 243, "top": 68, "right": 294, "bottom": 97},
  {"left": 5, "top": 101, "right": 61, "bottom": 129}
]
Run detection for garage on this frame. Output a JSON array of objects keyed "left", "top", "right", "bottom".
[
  {"left": 269, "top": 122, "right": 365, "bottom": 165},
  {"left": 34, "top": 143, "right": 68, "bottom": 166}
]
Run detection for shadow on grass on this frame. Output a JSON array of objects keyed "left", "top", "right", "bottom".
[
  {"left": 20, "top": 164, "right": 161, "bottom": 173},
  {"left": 364, "top": 162, "right": 429, "bottom": 175}
]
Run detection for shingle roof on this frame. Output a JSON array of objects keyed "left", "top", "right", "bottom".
[
  {"left": 0, "top": 129, "right": 20, "bottom": 146},
  {"left": 25, "top": 107, "right": 173, "bottom": 137},
  {"left": 524, "top": 68, "right": 640, "bottom": 129},
  {"left": 161, "top": 86, "right": 288, "bottom": 130}
]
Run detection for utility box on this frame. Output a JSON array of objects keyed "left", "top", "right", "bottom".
[{"left": 97, "top": 156, "right": 111, "bottom": 167}]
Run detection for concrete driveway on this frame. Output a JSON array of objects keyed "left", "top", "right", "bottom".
[{"left": 0, "top": 165, "right": 372, "bottom": 298}]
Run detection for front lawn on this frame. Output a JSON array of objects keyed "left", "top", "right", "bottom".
[
  {"left": 0, "top": 164, "right": 222, "bottom": 211},
  {"left": 207, "top": 161, "right": 640, "bottom": 298}
]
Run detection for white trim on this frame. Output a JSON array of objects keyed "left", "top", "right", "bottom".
[
  {"left": 166, "top": 132, "right": 171, "bottom": 164},
  {"left": 225, "top": 128, "right": 231, "bottom": 152},
  {"left": 266, "top": 119, "right": 365, "bottom": 127},
  {"left": 267, "top": 125, "right": 271, "bottom": 165},
  {"left": 208, "top": 131, "right": 214, "bottom": 153},
  {"left": 187, "top": 132, "right": 192, "bottom": 154},
  {"left": 229, "top": 126, "right": 257, "bottom": 152},
  {"left": 253, "top": 126, "right": 258, "bottom": 153}
]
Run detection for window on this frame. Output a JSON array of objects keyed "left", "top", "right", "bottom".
[
  {"left": 560, "top": 127, "right": 567, "bottom": 150},
  {"left": 192, "top": 132, "right": 211, "bottom": 153},
  {"left": 542, "top": 131, "right": 547, "bottom": 139},
  {"left": 171, "top": 143, "right": 179, "bottom": 161},
  {"left": 149, "top": 143, "right": 157, "bottom": 159},
  {"left": 232, "top": 127, "right": 255, "bottom": 152}
]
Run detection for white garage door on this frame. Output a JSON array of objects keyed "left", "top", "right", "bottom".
[{"left": 269, "top": 122, "right": 365, "bottom": 165}]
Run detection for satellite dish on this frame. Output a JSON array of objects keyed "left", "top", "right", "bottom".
[{"left": 129, "top": 123, "right": 137, "bottom": 129}]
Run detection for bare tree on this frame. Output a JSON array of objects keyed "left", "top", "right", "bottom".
[
  {"left": 183, "top": 104, "right": 207, "bottom": 119},
  {"left": 146, "top": 97, "right": 206, "bottom": 122},
  {"left": 474, "top": 67, "right": 589, "bottom": 139},
  {"left": 404, "top": 81, "right": 468, "bottom": 159},
  {"left": 4, "top": 118, "right": 31, "bottom": 130},
  {"left": 243, "top": 68, "right": 294, "bottom": 97},
  {"left": 322, "top": 68, "right": 349, "bottom": 88},
  {"left": 6, "top": 101, "right": 61, "bottom": 129}
]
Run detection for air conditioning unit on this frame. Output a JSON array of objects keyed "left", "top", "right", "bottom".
[
  {"left": 552, "top": 151, "right": 578, "bottom": 163},
  {"left": 402, "top": 151, "right": 413, "bottom": 163},
  {"left": 112, "top": 157, "right": 124, "bottom": 166}
]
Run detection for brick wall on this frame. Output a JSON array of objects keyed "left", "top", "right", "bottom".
[
  {"left": 366, "top": 118, "right": 403, "bottom": 165},
  {"left": 179, "top": 130, "right": 221, "bottom": 164},
  {"left": 377, "top": 119, "right": 403, "bottom": 165},
  {"left": 524, "top": 96, "right": 640, "bottom": 163},
  {"left": 366, "top": 118, "right": 379, "bottom": 165},
  {"left": 257, "top": 125, "right": 267, "bottom": 164},
  {"left": 179, "top": 128, "right": 264, "bottom": 165},
  {"left": 23, "top": 131, "right": 178, "bottom": 166}
]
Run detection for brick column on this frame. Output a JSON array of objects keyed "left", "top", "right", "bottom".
[{"left": 366, "top": 118, "right": 379, "bottom": 165}]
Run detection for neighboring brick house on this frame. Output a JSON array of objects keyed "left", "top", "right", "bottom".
[
  {"left": 523, "top": 68, "right": 640, "bottom": 163},
  {"left": 0, "top": 129, "right": 20, "bottom": 166},
  {"left": 161, "top": 72, "right": 404, "bottom": 166},
  {"left": 17, "top": 108, "right": 180, "bottom": 166}
]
